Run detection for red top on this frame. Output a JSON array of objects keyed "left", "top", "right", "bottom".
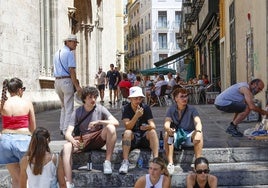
[
  {"left": 119, "top": 80, "right": 132, "bottom": 95},
  {"left": 2, "top": 115, "right": 29, "bottom": 129}
]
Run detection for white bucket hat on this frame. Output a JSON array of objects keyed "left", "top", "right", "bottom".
[{"left": 128, "top": 86, "right": 145, "bottom": 98}]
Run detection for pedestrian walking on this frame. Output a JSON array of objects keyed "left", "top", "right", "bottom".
[
  {"left": 62, "top": 86, "right": 119, "bottom": 187},
  {"left": 119, "top": 86, "right": 159, "bottom": 174},
  {"left": 106, "top": 64, "right": 120, "bottom": 105},
  {"left": 214, "top": 78, "right": 268, "bottom": 137},
  {"left": 53, "top": 34, "right": 82, "bottom": 136},
  {"left": 0, "top": 77, "right": 36, "bottom": 187},
  {"left": 95, "top": 67, "right": 106, "bottom": 103}
]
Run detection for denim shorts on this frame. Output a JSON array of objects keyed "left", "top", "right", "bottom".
[
  {"left": 0, "top": 133, "right": 31, "bottom": 164},
  {"left": 215, "top": 101, "right": 246, "bottom": 113}
]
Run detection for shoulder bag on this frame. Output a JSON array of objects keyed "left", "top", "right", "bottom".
[{"left": 172, "top": 105, "right": 188, "bottom": 148}]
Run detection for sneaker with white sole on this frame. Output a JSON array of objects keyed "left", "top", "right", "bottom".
[
  {"left": 66, "top": 182, "right": 74, "bottom": 188},
  {"left": 167, "top": 163, "right": 175, "bottom": 175},
  {"left": 226, "top": 123, "right": 243, "bottom": 137},
  {"left": 103, "top": 160, "right": 112, "bottom": 175},
  {"left": 119, "top": 160, "right": 129, "bottom": 174}
]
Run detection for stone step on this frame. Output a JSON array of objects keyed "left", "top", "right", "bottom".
[
  {"left": 72, "top": 161, "right": 268, "bottom": 187},
  {"left": 72, "top": 146, "right": 268, "bottom": 167}
]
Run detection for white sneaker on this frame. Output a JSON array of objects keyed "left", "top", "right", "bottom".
[
  {"left": 119, "top": 160, "right": 129, "bottom": 174},
  {"left": 66, "top": 182, "right": 74, "bottom": 188},
  {"left": 103, "top": 160, "right": 112, "bottom": 175},
  {"left": 167, "top": 163, "right": 175, "bottom": 175}
]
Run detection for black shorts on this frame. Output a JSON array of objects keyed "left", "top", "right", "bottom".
[
  {"left": 109, "top": 84, "right": 117, "bottom": 90},
  {"left": 97, "top": 84, "right": 105, "bottom": 91},
  {"left": 131, "top": 131, "right": 150, "bottom": 150}
]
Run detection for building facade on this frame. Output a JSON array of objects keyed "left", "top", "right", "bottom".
[
  {"left": 125, "top": 0, "right": 182, "bottom": 72},
  {"left": 0, "top": 0, "right": 123, "bottom": 112},
  {"left": 180, "top": 0, "right": 268, "bottom": 105}
]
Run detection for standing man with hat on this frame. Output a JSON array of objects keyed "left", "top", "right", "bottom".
[
  {"left": 119, "top": 86, "right": 159, "bottom": 174},
  {"left": 53, "top": 34, "right": 82, "bottom": 136}
]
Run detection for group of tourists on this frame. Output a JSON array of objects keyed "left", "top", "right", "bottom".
[{"left": 1, "top": 34, "right": 267, "bottom": 188}]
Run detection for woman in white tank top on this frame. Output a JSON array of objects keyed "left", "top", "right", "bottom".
[
  {"left": 134, "top": 157, "right": 171, "bottom": 188},
  {"left": 20, "top": 127, "right": 66, "bottom": 188}
]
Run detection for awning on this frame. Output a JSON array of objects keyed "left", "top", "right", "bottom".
[
  {"left": 140, "top": 67, "right": 176, "bottom": 76},
  {"left": 154, "top": 47, "right": 193, "bottom": 67}
]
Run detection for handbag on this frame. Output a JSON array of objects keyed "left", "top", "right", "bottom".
[
  {"left": 174, "top": 128, "right": 188, "bottom": 148},
  {"left": 172, "top": 105, "right": 188, "bottom": 148}
]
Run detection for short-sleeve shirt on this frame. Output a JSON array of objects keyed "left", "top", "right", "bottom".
[
  {"left": 122, "top": 103, "right": 153, "bottom": 133},
  {"left": 166, "top": 104, "right": 199, "bottom": 132},
  {"left": 69, "top": 104, "right": 112, "bottom": 134},
  {"left": 96, "top": 71, "right": 106, "bottom": 85},
  {"left": 155, "top": 80, "right": 168, "bottom": 96},
  {"left": 214, "top": 82, "right": 248, "bottom": 106},
  {"left": 106, "top": 70, "right": 120, "bottom": 85},
  {"left": 53, "top": 45, "right": 76, "bottom": 77}
]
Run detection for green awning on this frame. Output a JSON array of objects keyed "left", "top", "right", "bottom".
[
  {"left": 140, "top": 67, "right": 176, "bottom": 76},
  {"left": 154, "top": 47, "right": 193, "bottom": 67}
]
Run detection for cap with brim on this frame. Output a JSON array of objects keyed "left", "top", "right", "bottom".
[
  {"left": 64, "top": 34, "right": 79, "bottom": 43},
  {"left": 128, "top": 86, "right": 145, "bottom": 98}
]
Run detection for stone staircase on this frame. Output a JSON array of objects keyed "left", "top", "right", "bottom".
[
  {"left": 1, "top": 143, "right": 268, "bottom": 187},
  {"left": 70, "top": 145, "right": 268, "bottom": 188}
]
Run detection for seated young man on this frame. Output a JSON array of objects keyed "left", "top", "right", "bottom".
[
  {"left": 119, "top": 86, "right": 159, "bottom": 174},
  {"left": 62, "top": 86, "right": 119, "bottom": 188},
  {"left": 163, "top": 88, "right": 203, "bottom": 175}
]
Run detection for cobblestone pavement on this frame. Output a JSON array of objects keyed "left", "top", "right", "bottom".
[{"left": 35, "top": 98, "right": 267, "bottom": 149}]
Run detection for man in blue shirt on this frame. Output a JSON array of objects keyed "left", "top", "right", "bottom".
[{"left": 53, "top": 34, "right": 82, "bottom": 136}]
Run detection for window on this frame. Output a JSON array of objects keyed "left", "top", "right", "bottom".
[
  {"left": 158, "top": 33, "right": 167, "bottom": 49},
  {"left": 175, "top": 33, "right": 181, "bottom": 49},
  {"left": 158, "top": 11, "right": 167, "bottom": 28},
  {"left": 40, "top": 0, "right": 54, "bottom": 77},
  {"left": 159, "top": 54, "right": 168, "bottom": 61},
  {"left": 175, "top": 11, "right": 181, "bottom": 28}
]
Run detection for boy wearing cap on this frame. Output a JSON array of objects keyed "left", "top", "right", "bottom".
[
  {"left": 53, "top": 34, "right": 82, "bottom": 136},
  {"left": 119, "top": 86, "right": 159, "bottom": 174}
]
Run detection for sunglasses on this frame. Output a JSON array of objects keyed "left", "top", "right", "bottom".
[
  {"left": 196, "top": 169, "right": 210, "bottom": 174},
  {"left": 179, "top": 94, "right": 188, "bottom": 99},
  {"left": 150, "top": 186, "right": 155, "bottom": 188}
]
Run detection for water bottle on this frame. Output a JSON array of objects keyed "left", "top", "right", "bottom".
[
  {"left": 137, "top": 155, "right": 143, "bottom": 168},
  {"left": 87, "top": 152, "right": 92, "bottom": 171},
  {"left": 159, "top": 131, "right": 164, "bottom": 150}
]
